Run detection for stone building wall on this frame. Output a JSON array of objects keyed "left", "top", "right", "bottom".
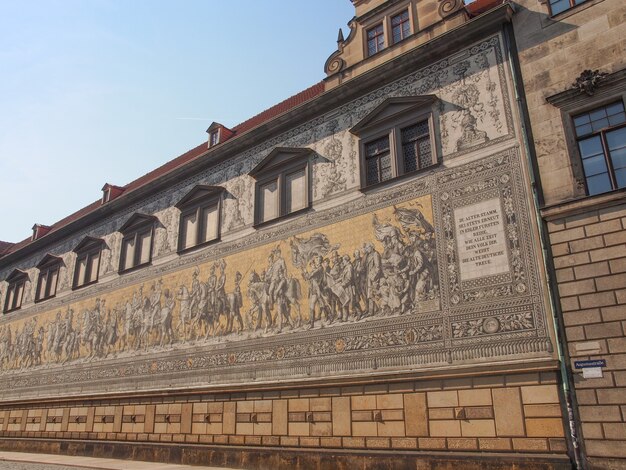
[
  {"left": 0, "top": 372, "right": 566, "bottom": 455},
  {"left": 513, "top": 0, "right": 626, "bottom": 466},
  {"left": 545, "top": 202, "right": 626, "bottom": 466}
]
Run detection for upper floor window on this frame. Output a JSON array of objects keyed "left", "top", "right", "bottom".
[
  {"left": 250, "top": 148, "right": 312, "bottom": 225},
  {"left": 73, "top": 236, "right": 104, "bottom": 289},
  {"left": 351, "top": 96, "right": 439, "bottom": 188},
  {"left": 367, "top": 23, "right": 385, "bottom": 57},
  {"left": 391, "top": 10, "right": 411, "bottom": 44},
  {"left": 119, "top": 214, "right": 156, "bottom": 273},
  {"left": 3, "top": 269, "right": 28, "bottom": 314},
  {"left": 549, "top": 0, "right": 586, "bottom": 15},
  {"left": 209, "top": 129, "right": 220, "bottom": 147},
  {"left": 574, "top": 101, "right": 626, "bottom": 196},
  {"left": 35, "top": 254, "right": 62, "bottom": 302},
  {"left": 176, "top": 185, "right": 224, "bottom": 253}
]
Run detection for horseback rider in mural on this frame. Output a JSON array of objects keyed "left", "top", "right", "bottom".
[{"left": 0, "top": 205, "right": 438, "bottom": 370}]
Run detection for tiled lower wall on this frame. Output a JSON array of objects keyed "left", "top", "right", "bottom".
[{"left": 0, "top": 371, "right": 568, "bottom": 456}]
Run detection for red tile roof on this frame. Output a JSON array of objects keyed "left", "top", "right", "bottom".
[
  {"left": 3, "top": 81, "right": 326, "bottom": 257},
  {"left": 465, "top": 0, "right": 504, "bottom": 17},
  {"left": 0, "top": 241, "right": 14, "bottom": 256}
]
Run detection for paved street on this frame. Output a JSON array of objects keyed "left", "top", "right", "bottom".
[{"left": 0, "top": 451, "right": 238, "bottom": 470}]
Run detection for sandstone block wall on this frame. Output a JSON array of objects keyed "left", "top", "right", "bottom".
[
  {"left": 547, "top": 202, "right": 626, "bottom": 464},
  {"left": 0, "top": 372, "right": 566, "bottom": 455}
]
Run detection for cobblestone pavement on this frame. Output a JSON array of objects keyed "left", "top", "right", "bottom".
[
  {"left": 0, "top": 451, "right": 238, "bottom": 470},
  {"left": 0, "top": 462, "right": 90, "bottom": 470}
]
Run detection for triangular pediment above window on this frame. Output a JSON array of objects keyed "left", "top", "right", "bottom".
[
  {"left": 36, "top": 253, "right": 63, "bottom": 269},
  {"left": 119, "top": 213, "right": 157, "bottom": 233},
  {"left": 249, "top": 147, "right": 313, "bottom": 178},
  {"left": 175, "top": 185, "right": 224, "bottom": 208},
  {"left": 4, "top": 269, "right": 28, "bottom": 283},
  {"left": 73, "top": 236, "right": 105, "bottom": 253},
  {"left": 350, "top": 95, "right": 438, "bottom": 135}
]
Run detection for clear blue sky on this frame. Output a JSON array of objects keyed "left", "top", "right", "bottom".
[{"left": 0, "top": 0, "right": 355, "bottom": 243}]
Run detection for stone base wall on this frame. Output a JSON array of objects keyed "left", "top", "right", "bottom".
[
  {"left": 546, "top": 199, "right": 626, "bottom": 466},
  {"left": 0, "top": 371, "right": 568, "bottom": 459}
]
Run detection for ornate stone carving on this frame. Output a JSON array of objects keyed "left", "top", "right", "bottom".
[
  {"left": 438, "top": 0, "right": 464, "bottom": 18},
  {"left": 572, "top": 69, "right": 609, "bottom": 96}
]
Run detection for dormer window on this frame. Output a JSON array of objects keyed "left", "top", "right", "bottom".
[
  {"left": 101, "top": 184, "right": 124, "bottom": 205},
  {"left": 351, "top": 95, "right": 439, "bottom": 188},
  {"left": 73, "top": 236, "right": 104, "bottom": 289},
  {"left": 206, "top": 122, "right": 235, "bottom": 148},
  {"left": 367, "top": 23, "right": 385, "bottom": 56},
  {"left": 35, "top": 254, "right": 62, "bottom": 302},
  {"left": 119, "top": 214, "right": 156, "bottom": 273},
  {"left": 3, "top": 269, "right": 28, "bottom": 314},
  {"left": 31, "top": 224, "right": 51, "bottom": 241},
  {"left": 250, "top": 148, "right": 312, "bottom": 226},
  {"left": 176, "top": 185, "right": 224, "bottom": 253},
  {"left": 209, "top": 129, "right": 220, "bottom": 147}
]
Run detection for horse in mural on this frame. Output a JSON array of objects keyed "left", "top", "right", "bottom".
[{"left": 81, "top": 308, "right": 102, "bottom": 359}]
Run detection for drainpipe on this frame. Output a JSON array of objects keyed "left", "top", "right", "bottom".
[{"left": 502, "top": 21, "right": 585, "bottom": 470}]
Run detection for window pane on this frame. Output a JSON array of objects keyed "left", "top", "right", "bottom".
[
  {"left": 591, "top": 118, "right": 609, "bottom": 132},
  {"left": 201, "top": 205, "right": 219, "bottom": 242},
  {"left": 6, "top": 286, "right": 15, "bottom": 310},
  {"left": 608, "top": 128, "right": 626, "bottom": 170},
  {"left": 608, "top": 113, "right": 626, "bottom": 126},
  {"left": 365, "top": 136, "right": 390, "bottom": 157},
  {"left": 37, "top": 273, "right": 48, "bottom": 300},
  {"left": 181, "top": 212, "right": 197, "bottom": 250},
  {"left": 606, "top": 102, "right": 625, "bottom": 116},
  {"left": 138, "top": 230, "right": 152, "bottom": 265},
  {"left": 615, "top": 168, "right": 626, "bottom": 189},
  {"left": 15, "top": 283, "right": 24, "bottom": 309},
  {"left": 550, "top": 0, "right": 569, "bottom": 14},
  {"left": 123, "top": 238, "right": 135, "bottom": 271},
  {"left": 76, "top": 256, "right": 87, "bottom": 286},
  {"left": 573, "top": 114, "right": 590, "bottom": 126},
  {"left": 49, "top": 269, "right": 58, "bottom": 297},
  {"left": 578, "top": 137, "right": 603, "bottom": 158},
  {"left": 607, "top": 127, "right": 626, "bottom": 151},
  {"left": 286, "top": 169, "right": 307, "bottom": 213},
  {"left": 418, "top": 137, "right": 433, "bottom": 169},
  {"left": 575, "top": 123, "right": 593, "bottom": 137},
  {"left": 586, "top": 173, "right": 612, "bottom": 196},
  {"left": 380, "top": 153, "right": 392, "bottom": 181},
  {"left": 366, "top": 157, "right": 380, "bottom": 185},
  {"left": 259, "top": 180, "right": 278, "bottom": 222},
  {"left": 89, "top": 252, "right": 100, "bottom": 282},
  {"left": 582, "top": 154, "right": 608, "bottom": 177}
]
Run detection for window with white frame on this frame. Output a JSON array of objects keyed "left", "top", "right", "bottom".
[
  {"left": 72, "top": 237, "right": 103, "bottom": 289},
  {"left": 35, "top": 254, "right": 62, "bottom": 302},
  {"left": 250, "top": 148, "right": 312, "bottom": 225},
  {"left": 3, "top": 270, "right": 27, "bottom": 313},
  {"left": 119, "top": 214, "right": 156, "bottom": 272},
  {"left": 176, "top": 185, "right": 223, "bottom": 253}
]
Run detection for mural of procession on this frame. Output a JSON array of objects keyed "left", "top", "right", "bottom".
[{"left": 0, "top": 197, "right": 439, "bottom": 371}]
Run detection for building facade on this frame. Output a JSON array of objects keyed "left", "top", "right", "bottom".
[
  {"left": 3, "top": 0, "right": 617, "bottom": 467},
  {"left": 513, "top": 0, "right": 626, "bottom": 468}
]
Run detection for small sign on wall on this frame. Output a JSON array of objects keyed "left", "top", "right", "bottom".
[{"left": 574, "top": 359, "right": 607, "bottom": 379}]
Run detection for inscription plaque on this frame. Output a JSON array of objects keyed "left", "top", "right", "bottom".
[{"left": 455, "top": 198, "right": 509, "bottom": 281}]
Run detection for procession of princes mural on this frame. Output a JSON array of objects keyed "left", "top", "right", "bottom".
[{"left": 0, "top": 203, "right": 439, "bottom": 372}]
